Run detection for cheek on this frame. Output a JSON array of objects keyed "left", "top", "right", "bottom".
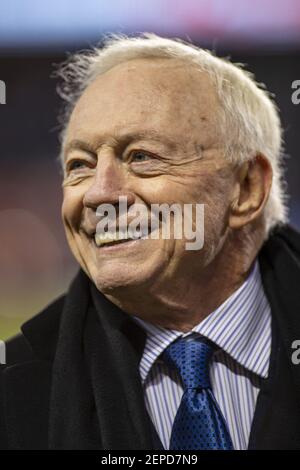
[
  {"left": 189, "top": 173, "right": 233, "bottom": 236},
  {"left": 201, "top": 184, "right": 233, "bottom": 256},
  {"left": 61, "top": 188, "right": 84, "bottom": 231}
]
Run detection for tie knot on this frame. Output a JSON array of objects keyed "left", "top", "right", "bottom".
[{"left": 162, "top": 336, "right": 214, "bottom": 390}]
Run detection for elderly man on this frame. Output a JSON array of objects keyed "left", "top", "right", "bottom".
[{"left": 1, "top": 33, "right": 300, "bottom": 450}]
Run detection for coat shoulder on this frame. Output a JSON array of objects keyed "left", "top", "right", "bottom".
[
  {"left": 272, "top": 223, "right": 300, "bottom": 258},
  {"left": 4, "top": 294, "right": 66, "bottom": 366},
  {"left": 0, "top": 294, "right": 66, "bottom": 449}
]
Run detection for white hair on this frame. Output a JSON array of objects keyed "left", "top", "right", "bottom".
[{"left": 55, "top": 32, "right": 288, "bottom": 234}]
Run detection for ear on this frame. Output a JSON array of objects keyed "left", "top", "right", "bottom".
[{"left": 229, "top": 154, "right": 273, "bottom": 230}]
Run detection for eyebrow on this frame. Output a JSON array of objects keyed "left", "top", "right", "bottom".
[{"left": 63, "top": 130, "right": 178, "bottom": 158}]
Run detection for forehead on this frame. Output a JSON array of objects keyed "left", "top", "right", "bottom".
[{"left": 65, "top": 57, "right": 220, "bottom": 147}]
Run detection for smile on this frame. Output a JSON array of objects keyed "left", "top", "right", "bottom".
[{"left": 94, "top": 229, "right": 148, "bottom": 247}]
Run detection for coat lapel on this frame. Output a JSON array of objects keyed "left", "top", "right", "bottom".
[
  {"left": 248, "top": 226, "right": 300, "bottom": 449},
  {"left": 3, "top": 275, "right": 159, "bottom": 450}
]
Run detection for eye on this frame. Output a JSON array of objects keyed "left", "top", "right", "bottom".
[
  {"left": 130, "top": 151, "right": 153, "bottom": 163},
  {"left": 67, "top": 159, "right": 88, "bottom": 171}
]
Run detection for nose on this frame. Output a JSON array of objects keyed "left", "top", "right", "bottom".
[{"left": 83, "top": 151, "right": 135, "bottom": 210}]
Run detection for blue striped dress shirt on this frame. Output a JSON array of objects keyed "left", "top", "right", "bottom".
[{"left": 132, "top": 260, "right": 272, "bottom": 450}]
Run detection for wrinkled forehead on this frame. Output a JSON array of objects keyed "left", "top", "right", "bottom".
[{"left": 64, "top": 57, "right": 221, "bottom": 151}]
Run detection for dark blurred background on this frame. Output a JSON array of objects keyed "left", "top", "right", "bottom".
[{"left": 0, "top": 0, "right": 300, "bottom": 338}]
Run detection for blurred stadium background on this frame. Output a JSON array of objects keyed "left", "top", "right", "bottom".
[{"left": 0, "top": 0, "right": 300, "bottom": 339}]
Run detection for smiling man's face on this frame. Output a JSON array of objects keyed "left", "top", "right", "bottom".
[{"left": 62, "top": 58, "right": 237, "bottom": 296}]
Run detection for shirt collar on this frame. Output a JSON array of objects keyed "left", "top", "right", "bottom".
[{"left": 132, "top": 260, "right": 272, "bottom": 383}]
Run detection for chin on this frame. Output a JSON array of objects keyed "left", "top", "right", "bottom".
[
  {"left": 91, "top": 262, "right": 161, "bottom": 296},
  {"left": 92, "top": 271, "right": 144, "bottom": 294}
]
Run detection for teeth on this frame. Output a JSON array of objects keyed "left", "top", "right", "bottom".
[{"left": 94, "top": 229, "right": 144, "bottom": 247}]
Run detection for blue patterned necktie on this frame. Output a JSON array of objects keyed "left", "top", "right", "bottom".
[{"left": 162, "top": 335, "right": 234, "bottom": 450}]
